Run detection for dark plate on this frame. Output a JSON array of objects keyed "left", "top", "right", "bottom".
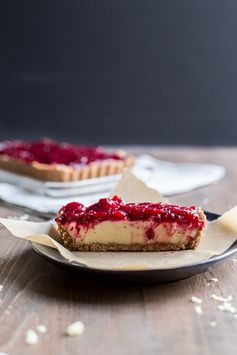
[{"left": 31, "top": 212, "right": 237, "bottom": 284}]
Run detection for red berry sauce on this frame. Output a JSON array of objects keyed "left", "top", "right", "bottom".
[
  {"left": 0, "top": 138, "right": 124, "bottom": 166},
  {"left": 56, "top": 196, "right": 205, "bottom": 231}
]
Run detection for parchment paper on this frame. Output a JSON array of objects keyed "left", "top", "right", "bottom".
[{"left": 0, "top": 170, "right": 237, "bottom": 270}]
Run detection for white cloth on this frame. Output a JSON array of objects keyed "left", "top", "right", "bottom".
[{"left": 0, "top": 155, "right": 225, "bottom": 213}]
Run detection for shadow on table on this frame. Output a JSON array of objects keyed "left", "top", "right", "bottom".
[{"left": 0, "top": 247, "right": 197, "bottom": 307}]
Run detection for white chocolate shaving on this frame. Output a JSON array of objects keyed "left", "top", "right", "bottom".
[
  {"left": 25, "top": 330, "right": 39, "bottom": 345},
  {"left": 217, "top": 303, "right": 236, "bottom": 313},
  {"left": 195, "top": 306, "right": 203, "bottom": 314},
  {"left": 209, "top": 278, "right": 218, "bottom": 283},
  {"left": 211, "top": 294, "right": 233, "bottom": 302},
  {"left": 37, "top": 324, "right": 47, "bottom": 333},
  {"left": 190, "top": 296, "right": 202, "bottom": 304},
  {"left": 209, "top": 321, "right": 217, "bottom": 327},
  {"left": 66, "top": 321, "right": 85, "bottom": 336}
]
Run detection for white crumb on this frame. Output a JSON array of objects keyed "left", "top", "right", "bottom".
[
  {"left": 207, "top": 283, "right": 210, "bottom": 286},
  {"left": 190, "top": 296, "right": 202, "bottom": 304},
  {"left": 0, "top": 285, "right": 3, "bottom": 293},
  {"left": 209, "top": 321, "right": 217, "bottom": 327},
  {"left": 217, "top": 303, "right": 236, "bottom": 313},
  {"left": 66, "top": 321, "right": 85, "bottom": 336},
  {"left": 202, "top": 198, "right": 210, "bottom": 205},
  {"left": 37, "top": 324, "right": 47, "bottom": 333},
  {"left": 195, "top": 306, "right": 203, "bottom": 314},
  {"left": 19, "top": 214, "right": 29, "bottom": 221},
  {"left": 211, "top": 294, "right": 233, "bottom": 302},
  {"left": 209, "top": 278, "right": 218, "bottom": 283},
  {"left": 232, "top": 259, "right": 237, "bottom": 262},
  {"left": 25, "top": 330, "right": 39, "bottom": 345}
]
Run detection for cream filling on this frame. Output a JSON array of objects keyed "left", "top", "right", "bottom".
[{"left": 65, "top": 221, "right": 198, "bottom": 245}]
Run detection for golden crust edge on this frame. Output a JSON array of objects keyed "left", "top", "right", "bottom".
[{"left": 0, "top": 154, "right": 134, "bottom": 182}]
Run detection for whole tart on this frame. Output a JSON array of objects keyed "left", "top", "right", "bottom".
[
  {"left": 0, "top": 139, "right": 134, "bottom": 182},
  {"left": 55, "top": 196, "right": 206, "bottom": 251}
]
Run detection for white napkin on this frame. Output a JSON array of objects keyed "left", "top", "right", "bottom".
[{"left": 0, "top": 155, "right": 225, "bottom": 213}]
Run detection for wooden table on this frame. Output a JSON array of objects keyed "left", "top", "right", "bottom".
[{"left": 1, "top": 147, "right": 237, "bottom": 355}]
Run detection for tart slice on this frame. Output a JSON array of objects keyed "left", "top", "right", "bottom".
[
  {"left": 55, "top": 196, "right": 206, "bottom": 251},
  {"left": 0, "top": 138, "right": 133, "bottom": 182}
]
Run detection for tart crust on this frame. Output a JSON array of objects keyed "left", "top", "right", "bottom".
[{"left": 0, "top": 154, "right": 134, "bottom": 182}]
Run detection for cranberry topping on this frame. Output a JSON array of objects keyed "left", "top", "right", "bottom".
[
  {"left": 55, "top": 196, "right": 205, "bottom": 230},
  {"left": 0, "top": 138, "right": 124, "bottom": 166},
  {"left": 145, "top": 228, "right": 155, "bottom": 241}
]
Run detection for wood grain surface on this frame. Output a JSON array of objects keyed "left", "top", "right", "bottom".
[{"left": 0, "top": 147, "right": 237, "bottom": 355}]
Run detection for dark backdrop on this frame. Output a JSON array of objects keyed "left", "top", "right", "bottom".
[{"left": 1, "top": 0, "right": 237, "bottom": 145}]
